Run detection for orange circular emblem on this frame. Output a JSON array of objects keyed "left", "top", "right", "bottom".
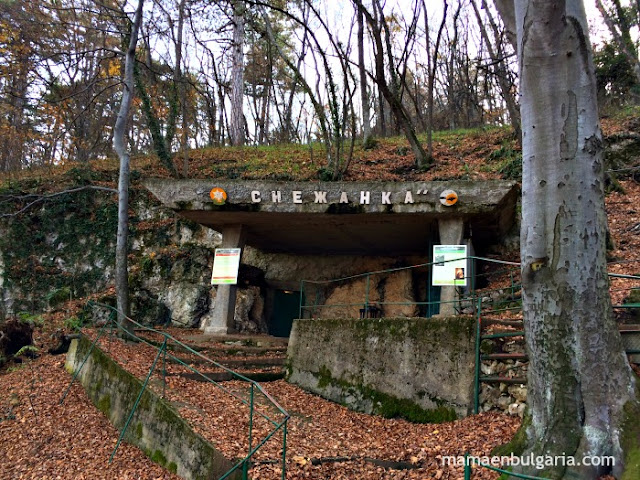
[
  {"left": 209, "top": 187, "right": 227, "bottom": 205},
  {"left": 439, "top": 189, "right": 458, "bottom": 206}
]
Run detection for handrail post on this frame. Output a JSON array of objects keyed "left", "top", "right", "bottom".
[
  {"left": 281, "top": 420, "right": 288, "bottom": 480},
  {"left": 110, "top": 337, "right": 167, "bottom": 463},
  {"left": 299, "top": 280, "right": 304, "bottom": 319},
  {"left": 510, "top": 270, "right": 515, "bottom": 298},
  {"left": 162, "top": 336, "right": 167, "bottom": 398},
  {"left": 464, "top": 452, "right": 471, "bottom": 480},
  {"left": 474, "top": 297, "right": 482, "bottom": 414},
  {"left": 244, "top": 383, "right": 255, "bottom": 479},
  {"left": 365, "top": 274, "right": 370, "bottom": 313}
]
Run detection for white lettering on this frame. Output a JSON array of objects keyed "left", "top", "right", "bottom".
[
  {"left": 251, "top": 191, "right": 261, "bottom": 203},
  {"left": 381, "top": 192, "right": 391, "bottom": 204},
  {"left": 314, "top": 191, "right": 328, "bottom": 203},
  {"left": 360, "top": 191, "right": 370, "bottom": 204},
  {"left": 271, "top": 191, "right": 282, "bottom": 203},
  {"left": 339, "top": 192, "right": 349, "bottom": 203},
  {"left": 404, "top": 191, "right": 414, "bottom": 204},
  {"left": 292, "top": 191, "right": 303, "bottom": 204}
]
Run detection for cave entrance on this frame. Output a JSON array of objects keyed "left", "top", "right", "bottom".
[{"left": 269, "top": 289, "right": 302, "bottom": 338}]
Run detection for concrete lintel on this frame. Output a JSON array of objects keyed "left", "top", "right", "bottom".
[
  {"left": 144, "top": 178, "right": 518, "bottom": 216},
  {"left": 143, "top": 179, "right": 518, "bottom": 255}
]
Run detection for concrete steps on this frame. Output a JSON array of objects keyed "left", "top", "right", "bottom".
[{"left": 141, "top": 330, "right": 290, "bottom": 383}]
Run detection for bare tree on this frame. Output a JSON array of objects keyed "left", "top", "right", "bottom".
[
  {"left": 353, "top": 0, "right": 432, "bottom": 168},
  {"left": 113, "top": 0, "right": 144, "bottom": 335},
  {"left": 357, "top": 4, "right": 373, "bottom": 148},
  {"left": 470, "top": 0, "right": 520, "bottom": 140},
  {"left": 595, "top": 0, "right": 640, "bottom": 84},
  {"left": 421, "top": 0, "right": 448, "bottom": 158},
  {"left": 230, "top": 0, "right": 245, "bottom": 146}
]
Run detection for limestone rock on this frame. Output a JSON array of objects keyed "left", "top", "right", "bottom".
[
  {"left": 382, "top": 270, "right": 418, "bottom": 317},
  {"left": 479, "top": 384, "right": 500, "bottom": 405},
  {"left": 507, "top": 384, "right": 527, "bottom": 402},
  {"left": 322, "top": 269, "right": 419, "bottom": 319},
  {"left": 160, "top": 284, "right": 212, "bottom": 327},
  {"left": 497, "top": 395, "right": 513, "bottom": 410},
  {"left": 323, "top": 278, "right": 380, "bottom": 319},
  {"left": 481, "top": 360, "right": 498, "bottom": 375},
  {"left": 130, "top": 290, "right": 171, "bottom": 326},
  {"left": 234, "top": 286, "right": 267, "bottom": 333}
]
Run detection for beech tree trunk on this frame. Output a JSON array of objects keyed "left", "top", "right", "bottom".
[
  {"left": 113, "top": 0, "right": 144, "bottom": 336},
  {"left": 499, "top": 1, "right": 638, "bottom": 477},
  {"left": 357, "top": 6, "right": 372, "bottom": 148},
  {"left": 230, "top": 0, "right": 245, "bottom": 147}
]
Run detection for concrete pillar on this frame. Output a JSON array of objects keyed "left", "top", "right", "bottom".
[
  {"left": 437, "top": 218, "right": 464, "bottom": 316},
  {"left": 204, "top": 224, "right": 246, "bottom": 335}
]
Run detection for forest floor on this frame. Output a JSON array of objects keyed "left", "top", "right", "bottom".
[
  {"left": 0, "top": 339, "right": 519, "bottom": 480},
  {"left": 2, "top": 114, "right": 640, "bottom": 479}
]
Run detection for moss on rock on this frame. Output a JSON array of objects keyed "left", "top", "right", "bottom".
[
  {"left": 621, "top": 385, "right": 640, "bottom": 480},
  {"left": 66, "top": 336, "right": 241, "bottom": 479},
  {"left": 311, "top": 363, "right": 457, "bottom": 424}
]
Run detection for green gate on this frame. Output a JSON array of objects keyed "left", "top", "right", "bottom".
[{"left": 270, "top": 289, "right": 302, "bottom": 337}]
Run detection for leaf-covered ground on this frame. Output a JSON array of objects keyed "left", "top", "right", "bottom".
[
  {"left": 0, "top": 332, "right": 520, "bottom": 480},
  {"left": 0, "top": 353, "right": 180, "bottom": 480}
]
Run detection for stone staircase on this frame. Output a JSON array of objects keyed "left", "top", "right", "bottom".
[
  {"left": 479, "top": 317, "right": 640, "bottom": 385},
  {"left": 138, "top": 330, "right": 290, "bottom": 383},
  {"left": 478, "top": 317, "right": 640, "bottom": 414}
]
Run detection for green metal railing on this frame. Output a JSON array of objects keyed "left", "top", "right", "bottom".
[
  {"left": 60, "top": 302, "right": 290, "bottom": 480},
  {"left": 473, "top": 273, "right": 640, "bottom": 413},
  {"left": 299, "top": 255, "right": 522, "bottom": 320},
  {"left": 298, "top": 256, "right": 640, "bottom": 418}
]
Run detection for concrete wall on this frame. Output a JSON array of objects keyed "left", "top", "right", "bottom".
[
  {"left": 286, "top": 317, "right": 476, "bottom": 421},
  {"left": 65, "top": 337, "right": 241, "bottom": 480}
]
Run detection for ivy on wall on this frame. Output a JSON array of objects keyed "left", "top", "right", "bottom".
[{"left": 0, "top": 167, "right": 119, "bottom": 313}]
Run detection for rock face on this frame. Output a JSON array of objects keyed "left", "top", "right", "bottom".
[
  {"left": 0, "top": 178, "right": 267, "bottom": 331},
  {"left": 320, "top": 269, "right": 418, "bottom": 319},
  {"left": 232, "top": 286, "right": 267, "bottom": 333},
  {"left": 0, "top": 175, "right": 427, "bottom": 332},
  {"left": 133, "top": 244, "right": 217, "bottom": 328}
]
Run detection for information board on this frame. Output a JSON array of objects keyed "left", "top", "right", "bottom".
[
  {"left": 211, "top": 248, "right": 242, "bottom": 285},
  {"left": 432, "top": 245, "right": 467, "bottom": 286}
]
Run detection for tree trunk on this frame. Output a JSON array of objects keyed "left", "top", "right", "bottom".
[
  {"left": 447, "top": 4, "right": 461, "bottom": 131},
  {"left": 354, "top": 0, "right": 431, "bottom": 168},
  {"left": 174, "top": 0, "right": 189, "bottom": 177},
  {"left": 357, "top": 6, "right": 372, "bottom": 148},
  {"left": 230, "top": 0, "right": 245, "bottom": 146},
  {"left": 113, "top": 0, "right": 144, "bottom": 337},
  {"left": 595, "top": 0, "right": 640, "bottom": 84},
  {"left": 423, "top": 0, "right": 447, "bottom": 159},
  {"left": 470, "top": 0, "right": 521, "bottom": 141},
  {"left": 508, "top": 1, "right": 637, "bottom": 477}
]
